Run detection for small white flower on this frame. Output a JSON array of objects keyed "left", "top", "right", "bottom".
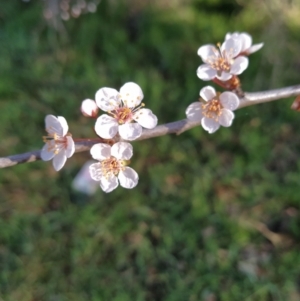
[
  {"left": 89, "top": 142, "right": 139, "bottom": 193},
  {"left": 185, "top": 86, "right": 240, "bottom": 134},
  {"left": 41, "top": 115, "right": 75, "bottom": 171},
  {"left": 81, "top": 99, "right": 99, "bottom": 118},
  {"left": 197, "top": 38, "right": 249, "bottom": 81},
  {"left": 225, "top": 32, "right": 264, "bottom": 56},
  {"left": 94, "top": 82, "right": 158, "bottom": 141}
]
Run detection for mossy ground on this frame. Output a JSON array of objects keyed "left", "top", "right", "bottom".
[{"left": 1, "top": 1, "right": 300, "bottom": 300}]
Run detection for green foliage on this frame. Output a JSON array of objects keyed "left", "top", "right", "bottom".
[{"left": 1, "top": 0, "right": 300, "bottom": 300}]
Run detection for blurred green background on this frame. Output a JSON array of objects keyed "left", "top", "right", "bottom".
[{"left": 1, "top": 0, "right": 300, "bottom": 300}]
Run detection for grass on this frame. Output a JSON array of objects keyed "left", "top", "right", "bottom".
[{"left": 0, "top": 0, "right": 300, "bottom": 300}]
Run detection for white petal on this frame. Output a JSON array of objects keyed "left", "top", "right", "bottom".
[
  {"left": 40, "top": 143, "right": 55, "bottom": 161},
  {"left": 200, "top": 86, "right": 216, "bottom": 101},
  {"left": 219, "top": 109, "right": 234, "bottom": 127},
  {"left": 197, "top": 64, "right": 217, "bottom": 81},
  {"left": 95, "top": 87, "right": 120, "bottom": 111},
  {"left": 100, "top": 174, "right": 119, "bottom": 193},
  {"left": 90, "top": 143, "right": 111, "bottom": 161},
  {"left": 81, "top": 99, "right": 99, "bottom": 117},
  {"left": 111, "top": 142, "right": 133, "bottom": 160},
  {"left": 185, "top": 102, "right": 203, "bottom": 122},
  {"left": 57, "top": 116, "right": 69, "bottom": 137},
  {"left": 230, "top": 56, "right": 249, "bottom": 75},
  {"left": 247, "top": 43, "right": 264, "bottom": 55},
  {"left": 221, "top": 38, "right": 241, "bottom": 58},
  {"left": 216, "top": 71, "right": 232, "bottom": 81},
  {"left": 65, "top": 136, "right": 75, "bottom": 158},
  {"left": 52, "top": 150, "right": 67, "bottom": 171},
  {"left": 95, "top": 114, "right": 119, "bottom": 139},
  {"left": 119, "top": 82, "right": 144, "bottom": 108},
  {"left": 201, "top": 117, "right": 220, "bottom": 134},
  {"left": 219, "top": 92, "right": 239, "bottom": 111},
  {"left": 118, "top": 123, "right": 142, "bottom": 141},
  {"left": 239, "top": 33, "right": 252, "bottom": 52},
  {"left": 89, "top": 162, "right": 103, "bottom": 181},
  {"left": 225, "top": 32, "right": 234, "bottom": 40},
  {"left": 133, "top": 108, "right": 157, "bottom": 129},
  {"left": 118, "top": 167, "right": 139, "bottom": 189},
  {"left": 45, "top": 115, "right": 63, "bottom": 136},
  {"left": 197, "top": 45, "right": 218, "bottom": 62}
]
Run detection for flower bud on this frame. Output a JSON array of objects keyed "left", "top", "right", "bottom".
[{"left": 81, "top": 99, "right": 99, "bottom": 118}]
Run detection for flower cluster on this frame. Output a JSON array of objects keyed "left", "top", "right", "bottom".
[
  {"left": 187, "top": 31, "right": 263, "bottom": 133},
  {"left": 41, "top": 82, "right": 157, "bottom": 193},
  {"left": 40, "top": 31, "right": 264, "bottom": 192}
]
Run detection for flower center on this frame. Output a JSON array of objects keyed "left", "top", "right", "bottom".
[
  {"left": 112, "top": 107, "right": 133, "bottom": 124},
  {"left": 201, "top": 98, "right": 223, "bottom": 121},
  {"left": 211, "top": 57, "right": 231, "bottom": 73},
  {"left": 208, "top": 44, "right": 234, "bottom": 74},
  {"left": 109, "top": 101, "right": 145, "bottom": 125},
  {"left": 101, "top": 157, "right": 128, "bottom": 177},
  {"left": 43, "top": 130, "right": 68, "bottom": 155}
]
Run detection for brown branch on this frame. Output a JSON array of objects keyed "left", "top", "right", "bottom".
[{"left": 1, "top": 84, "right": 300, "bottom": 168}]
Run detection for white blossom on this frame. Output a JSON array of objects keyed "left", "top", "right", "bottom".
[
  {"left": 225, "top": 32, "right": 264, "bottom": 56},
  {"left": 186, "top": 86, "right": 240, "bottom": 134},
  {"left": 89, "top": 142, "right": 139, "bottom": 193},
  {"left": 197, "top": 38, "right": 249, "bottom": 81},
  {"left": 94, "top": 82, "right": 158, "bottom": 141},
  {"left": 41, "top": 115, "right": 75, "bottom": 171},
  {"left": 81, "top": 99, "right": 99, "bottom": 118}
]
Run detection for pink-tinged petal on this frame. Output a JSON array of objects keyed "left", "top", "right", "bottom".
[
  {"left": 57, "top": 116, "right": 69, "bottom": 136},
  {"left": 119, "top": 82, "right": 144, "bottom": 108},
  {"left": 221, "top": 38, "right": 241, "bottom": 58},
  {"left": 100, "top": 174, "right": 119, "bottom": 193},
  {"left": 111, "top": 142, "right": 133, "bottom": 160},
  {"left": 197, "top": 64, "right": 217, "bottom": 81},
  {"left": 239, "top": 33, "right": 252, "bottom": 52},
  {"left": 90, "top": 143, "right": 111, "bottom": 161},
  {"left": 95, "top": 114, "right": 118, "bottom": 139},
  {"left": 45, "top": 115, "right": 63, "bottom": 136},
  {"left": 219, "top": 109, "right": 234, "bottom": 127},
  {"left": 118, "top": 167, "right": 139, "bottom": 189},
  {"left": 230, "top": 56, "right": 248, "bottom": 75},
  {"left": 200, "top": 86, "right": 216, "bottom": 101},
  {"left": 40, "top": 143, "right": 55, "bottom": 161},
  {"left": 186, "top": 102, "right": 203, "bottom": 122},
  {"left": 65, "top": 136, "right": 75, "bottom": 158},
  {"left": 81, "top": 99, "right": 99, "bottom": 117},
  {"left": 219, "top": 92, "right": 239, "bottom": 111},
  {"left": 246, "top": 43, "right": 264, "bottom": 55},
  {"left": 118, "top": 123, "right": 142, "bottom": 141},
  {"left": 197, "top": 45, "right": 218, "bottom": 62},
  {"left": 216, "top": 71, "right": 232, "bottom": 81},
  {"left": 201, "top": 117, "right": 220, "bottom": 134},
  {"left": 89, "top": 162, "right": 103, "bottom": 181},
  {"left": 52, "top": 150, "right": 67, "bottom": 171},
  {"left": 95, "top": 87, "right": 120, "bottom": 111},
  {"left": 133, "top": 108, "right": 157, "bottom": 129}
]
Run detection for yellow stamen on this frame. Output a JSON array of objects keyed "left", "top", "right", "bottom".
[
  {"left": 100, "top": 157, "right": 128, "bottom": 178},
  {"left": 42, "top": 130, "right": 67, "bottom": 155},
  {"left": 201, "top": 94, "right": 223, "bottom": 121}
]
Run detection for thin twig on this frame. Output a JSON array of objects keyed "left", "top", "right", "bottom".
[{"left": 1, "top": 84, "right": 300, "bottom": 168}]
